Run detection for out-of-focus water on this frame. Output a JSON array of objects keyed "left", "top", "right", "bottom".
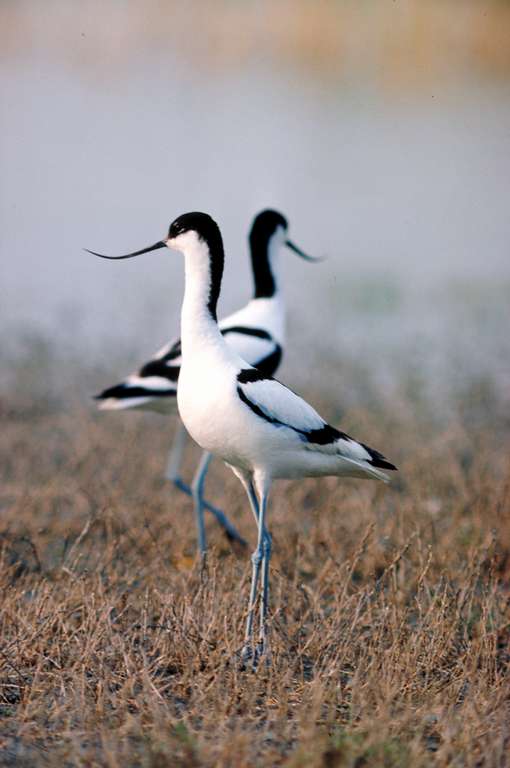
[{"left": 1, "top": 8, "right": 510, "bottom": 409}]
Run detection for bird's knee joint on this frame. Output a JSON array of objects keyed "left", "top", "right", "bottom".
[{"left": 251, "top": 549, "right": 263, "bottom": 567}]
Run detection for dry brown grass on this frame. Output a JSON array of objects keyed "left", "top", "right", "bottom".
[{"left": 1, "top": 358, "right": 509, "bottom": 767}]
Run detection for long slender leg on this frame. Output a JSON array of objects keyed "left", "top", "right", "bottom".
[
  {"left": 230, "top": 468, "right": 272, "bottom": 669},
  {"left": 259, "top": 524, "right": 272, "bottom": 656},
  {"left": 191, "top": 451, "right": 211, "bottom": 558},
  {"left": 191, "top": 453, "right": 248, "bottom": 548},
  {"left": 251, "top": 473, "right": 272, "bottom": 667},
  {"left": 164, "top": 422, "right": 188, "bottom": 487},
  {"left": 166, "top": 424, "right": 247, "bottom": 548},
  {"left": 247, "top": 480, "right": 272, "bottom": 645},
  {"left": 244, "top": 492, "right": 265, "bottom": 655},
  {"left": 243, "top": 481, "right": 263, "bottom": 651}
]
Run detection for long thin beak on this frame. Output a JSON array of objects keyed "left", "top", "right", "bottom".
[
  {"left": 84, "top": 240, "right": 167, "bottom": 260},
  {"left": 285, "top": 239, "right": 323, "bottom": 262}
]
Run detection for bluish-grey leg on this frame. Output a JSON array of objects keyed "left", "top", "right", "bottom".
[
  {"left": 191, "top": 453, "right": 248, "bottom": 548},
  {"left": 244, "top": 507, "right": 265, "bottom": 653},
  {"left": 166, "top": 425, "right": 247, "bottom": 549},
  {"left": 165, "top": 422, "right": 188, "bottom": 488},
  {"left": 247, "top": 481, "right": 272, "bottom": 667},
  {"left": 241, "top": 483, "right": 271, "bottom": 668},
  {"left": 191, "top": 451, "right": 210, "bottom": 559},
  {"left": 258, "top": 524, "right": 272, "bottom": 663}
]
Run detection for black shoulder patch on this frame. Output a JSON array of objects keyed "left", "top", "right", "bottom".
[{"left": 237, "top": 368, "right": 272, "bottom": 384}]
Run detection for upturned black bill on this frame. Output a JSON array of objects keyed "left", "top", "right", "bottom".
[
  {"left": 285, "top": 239, "right": 323, "bottom": 262},
  {"left": 84, "top": 241, "right": 167, "bottom": 260}
]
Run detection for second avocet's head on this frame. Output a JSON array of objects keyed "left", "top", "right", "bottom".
[{"left": 248, "top": 209, "right": 320, "bottom": 299}]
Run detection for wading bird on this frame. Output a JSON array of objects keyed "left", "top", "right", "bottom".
[
  {"left": 93, "top": 210, "right": 320, "bottom": 557},
  {"left": 89, "top": 212, "right": 397, "bottom": 667}
]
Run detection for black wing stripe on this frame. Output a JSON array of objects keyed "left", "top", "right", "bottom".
[
  {"left": 159, "top": 339, "right": 182, "bottom": 361},
  {"left": 236, "top": 377, "right": 350, "bottom": 446},
  {"left": 236, "top": 368, "right": 397, "bottom": 467},
  {"left": 95, "top": 384, "right": 176, "bottom": 400},
  {"left": 221, "top": 326, "right": 273, "bottom": 341}
]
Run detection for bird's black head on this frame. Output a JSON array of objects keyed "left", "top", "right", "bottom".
[
  {"left": 166, "top": 212, "right": 224, "bottom": 321},
  {"left": 167, "top": 211, "right": 222, "bottom": 249},
  {"left": 249, "top": 209, "right": 289, "bottom": 242},
  {"left": 85, "top": 210, "right": 225, "bottom": 321},
  {"left": 248, "top": 209, "right": 319, "bottom": 299}
]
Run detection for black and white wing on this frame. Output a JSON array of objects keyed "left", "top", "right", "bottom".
[
  {"left": 236, "top": 368, "right": 397, "bottom": 472},
  {"left": 94, "top": 337, "right": 181, "bottom": 413},
  {"left": 95, "top": 322, "right": 282, "bottom": 414}
]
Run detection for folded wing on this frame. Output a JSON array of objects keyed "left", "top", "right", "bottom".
[{"left": 236, "top": 368, "right": 397, "bottom": 471}]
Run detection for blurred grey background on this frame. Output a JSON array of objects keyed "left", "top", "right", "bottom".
[{"left": 1, "top": 0, "right": 509, "bottom": 412}]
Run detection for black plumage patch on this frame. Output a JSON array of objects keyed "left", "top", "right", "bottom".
[
  {"left": 236, "top": 371, "right": 396, "bottom": 469},
  {"left": 237, "top": 368, "right": 270, "bottom": 385},
  {"left": 94, "top": 383, "right": 176, "bottom": 400},
  {"left": 160, "top": 339, "right": 182, "bottom": 361},
  {"left": 167, "top": 212, "right": 224, "bottom": 321},
  {"left": 139, "top": 359, "right": 180, "bottom": 382},
  {"left": 236, "top": 370, "right": 343, "bottom": 445},
  {"left": 222, "top": 326, "right": 273, "bottom": 341},
  {"left": 304, "top": 424, "right": 348, "bottom": 445},
  {"left": 222, "top": 327, "right": 282, "bottom": 376},
  {"left": 249, "top": 209, "right": 287, "bottom": 299},
  {"left": 254, "top": 345, "right": 282, "bottom": 377},
  {"left": 360, "top": 442, "right": 398, "bottom": 470}
]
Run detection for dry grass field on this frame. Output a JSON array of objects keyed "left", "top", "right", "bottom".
[{"left": 1, "top": 344, "right": 509, "bottom": 767}]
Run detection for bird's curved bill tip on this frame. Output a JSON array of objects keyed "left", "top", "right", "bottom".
[
  {"left": 285, "top": 239, "right": 324, "bottom": 262},
  {"left": 83, "top": 241, "right": 167, "bottom": 260}
]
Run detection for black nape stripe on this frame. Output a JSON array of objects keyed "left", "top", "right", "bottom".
[
  {"left": 249, "top": 209, "right": 287, "bottom": 300},
  {"left": 167, "top": 212, "right": 224, "bottom": 321}
]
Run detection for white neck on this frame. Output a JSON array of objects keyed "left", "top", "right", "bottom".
[{"left": 180, "top": 238, "right": 223, "bottom": 356}]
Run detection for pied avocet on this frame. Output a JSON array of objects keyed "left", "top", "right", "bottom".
[{"left": 89, "top": 212, "right": 397, "bottom": 667}]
